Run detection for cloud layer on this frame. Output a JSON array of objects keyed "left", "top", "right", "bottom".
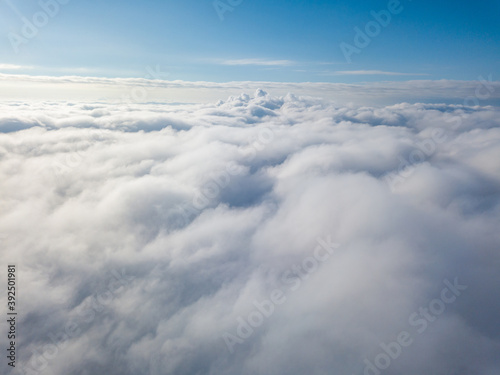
[
  {"left": 1, "top": 73, "right": 500, "bottom": 106},
  {"left": 1, "top": 91, "right": 500, "bottom": 375}
]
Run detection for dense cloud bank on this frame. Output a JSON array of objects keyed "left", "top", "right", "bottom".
[
  {"left": 1, "top": 91, "right": 500, "bottom": 375},
  {"left": 2, "top": 73, "right": 500, "bottom": 105}
]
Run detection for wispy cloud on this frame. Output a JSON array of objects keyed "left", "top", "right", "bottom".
[
  {"left": 0, "top": 73, "right": 498, "bottom": 106},
  {"left": 219, "top": 58, "right": 296, "bottom": 66},
  {"left": 0, "top": 64, "right": 33, "bottom": 70},
  {"left": 332, "top": 70, "right": 430, "bottom": 76}
]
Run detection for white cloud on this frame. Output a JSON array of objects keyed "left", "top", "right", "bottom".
[
  {"left": 0, "top": 73, "right": 498, "bottom": 105},
  {"left": 0, "top": 91, "right": 500, "bottom": 375},
  {"left": 219, "top": 59, "right": 296, "bottom": 66},
  {"left": 0, "top": 64, "right": 33, "bottom": 70},
  {"left": 332, "top": 70, "right": 430, "bottom": 76}
]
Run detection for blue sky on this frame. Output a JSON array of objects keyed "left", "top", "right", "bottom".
[{"left": 0, "top": 0, "right": 498, "bottom": 82}]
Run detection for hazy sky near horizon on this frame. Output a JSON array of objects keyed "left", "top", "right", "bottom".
[{"left": 0, "top": 0, "right": 498, "bottom": 83}]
